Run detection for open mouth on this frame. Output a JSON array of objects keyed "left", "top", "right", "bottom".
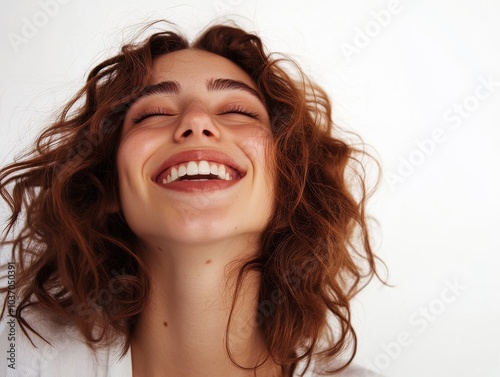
[{"left": 156, "top": 160, "right": 243, "bottom": 184}]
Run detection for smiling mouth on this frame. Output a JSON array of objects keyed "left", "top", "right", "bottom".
[{"left": 157, "top": 160, "right": 242, "bottom": 184}]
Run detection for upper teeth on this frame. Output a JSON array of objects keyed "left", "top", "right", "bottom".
[{"left": 161, "top": 160, "right": 235, "bottom": 184}]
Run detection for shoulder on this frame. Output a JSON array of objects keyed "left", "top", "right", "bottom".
[{"left": 0, "top": 308, "right": 129, "bottom": 377}]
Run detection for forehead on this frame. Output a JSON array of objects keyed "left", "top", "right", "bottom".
[{"left": 150, "top": 49, "right": 256, "bottom": 89}]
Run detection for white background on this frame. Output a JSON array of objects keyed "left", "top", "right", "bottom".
[{"left": 1, "top": 1, "right": 499, "bottom": 376}]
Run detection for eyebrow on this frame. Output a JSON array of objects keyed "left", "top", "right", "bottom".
[
  {"left": 141, "top": 80, "right": 180, "bottom": 96},
  {"left": 129, "top": 78, "right": 263, "bottom": 106},
  {"left": 206, "top": 78, "right": 263, "bottom": 102}
]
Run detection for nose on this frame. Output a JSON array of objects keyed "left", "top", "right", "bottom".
[{"left": 173, "top": 105, "right": 221, "bottom": 142}]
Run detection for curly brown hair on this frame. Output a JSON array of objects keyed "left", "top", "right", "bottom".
[{"left": 0, "top": 21, "right": 382, "bottom": 376}]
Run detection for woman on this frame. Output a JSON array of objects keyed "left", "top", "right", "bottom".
[{"left": 0, "top": 21, "right": 383, "bottom": 376}]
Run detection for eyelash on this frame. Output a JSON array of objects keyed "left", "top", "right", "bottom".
[
  {"left": 131, "top": 105, "right": 260, "bottom": 124},
  {"left": 132, "top": 107, "right": 172, "bottom": 124},
  {"left": 221, "top": 106, "right": 260, "bottom": 120}
]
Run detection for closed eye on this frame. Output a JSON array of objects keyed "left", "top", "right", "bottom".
[
  {"left": 220, "top": 106, "right": 259, "bottom": 120},
  {"left": 132, "top": 108, "right": 175, "bottom": 124},
  {"left": 131, "top": 106, "right": 261, "bottom": 124}
]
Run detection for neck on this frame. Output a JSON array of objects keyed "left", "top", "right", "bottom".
[{"left": 131, "top": 237, "right": 281, "bottom": 377}]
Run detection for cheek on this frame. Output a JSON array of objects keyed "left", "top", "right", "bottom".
[
  {"left": 116, "top": 131, "right": 159, "bottom": 204},
  {"left": 116, "top": 139, "right": 139, "bottom": 189},
  {"left": 238, "top": 128, "right": 276, "bottom": 208},
  {"left": 117, "top": 129, "right": 162, "bottom": 175},
  {"left": 237, "top": 127, "right": 273, "bottom": 162},
  {"left": 115, "top": 137, "right": 156, "bottom": 236},
  {"left": 115, "top": 145, "right": 138, "bottom": 220}
]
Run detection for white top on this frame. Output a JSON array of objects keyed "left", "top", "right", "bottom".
[{"left": 0, "top": 311, "right": 381, "bottom": 376}]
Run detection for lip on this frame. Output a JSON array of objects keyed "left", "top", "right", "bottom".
[{"left": 153, "top": 149, "right": 247, "bottom": 184}]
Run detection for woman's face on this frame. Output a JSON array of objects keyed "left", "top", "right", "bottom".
[{"left": 117, "top": 49, "right": 274, "bottom": 250}]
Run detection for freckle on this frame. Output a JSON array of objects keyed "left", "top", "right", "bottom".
[
  {"left": 205, "top": 259, "right": 212, "bottom": 264},
  {"left": 163, "top": 321, "right": 168, "bottom": 327},
  {"left": 157, "top": 247, "right": 162, "bottom": 251}
]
